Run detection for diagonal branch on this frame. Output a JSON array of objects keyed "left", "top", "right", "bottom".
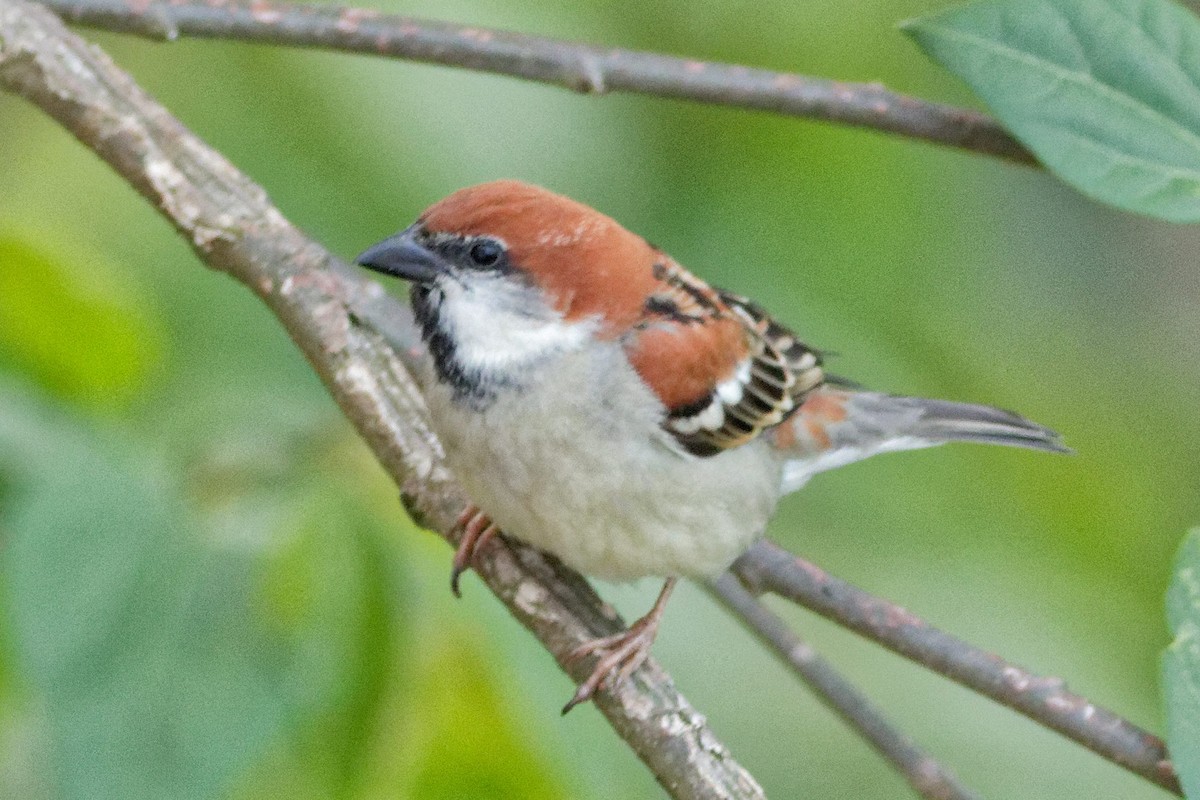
[
  {"left": 732, "top": 540, "right": 1182, "bottom": 796},
  {"left": 0, "top": 3, "right": 764, "bottom": 798},
  {"left": 33, "top": 0, "right": 1039, "bottom": 167},
  {"left": 708, "top": 574, "right": 981, "bottom": 800}
]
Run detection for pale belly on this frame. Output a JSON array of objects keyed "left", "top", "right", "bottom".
[{"left": 424, "top": 351, "right": 784, "bottom": 581}]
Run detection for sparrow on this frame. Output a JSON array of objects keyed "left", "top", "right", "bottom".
[{"left": 356, "top": 180, "right": 1067, "bottom": 712}]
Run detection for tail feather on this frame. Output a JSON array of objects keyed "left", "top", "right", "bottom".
[
  {"left": 905, "top": 397, "right": 1070, "bottom": 455},
  {"left": 775, "top": 388, "right": 1068, "bottom": 495}
]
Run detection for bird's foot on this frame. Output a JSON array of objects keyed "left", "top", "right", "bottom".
[
  {"left": 450, "top": 504, "right": 499, "bottom": 597},
  {"left": 561, "top": 578, "right": 677, "bottom": 714}
]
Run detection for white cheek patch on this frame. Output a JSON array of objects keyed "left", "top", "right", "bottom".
[{"left": 438, "top": 277, "right": 596, "bottom": 373}]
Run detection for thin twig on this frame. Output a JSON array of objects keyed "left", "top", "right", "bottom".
[
  {"left": 732, "top": 540, "right": 1182, "bottom": 796},
  {"left": 0, "top": 3, "right": 765, "bottom": 797},
  {"left": 34, "top": 0, "right": 1039, "bottom": 167},
  {"left": 708, "top": 574, "right": 982, "bottom": 800}
]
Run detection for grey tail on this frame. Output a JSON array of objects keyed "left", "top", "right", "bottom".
[
  {"left": 776, "top": 389, "right": 1069, "bottom": 495},
  {"left": 902, "top": 397, "right": 1071, "bottom": 454}
]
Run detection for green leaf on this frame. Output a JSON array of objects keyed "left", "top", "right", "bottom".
[
  {"left": 902, "top": 0, "right": 1200, "bottom": 222},
  {"left": 0, "top": 382, "right": 290, "bottom": 800},
  {"left": 1164, "top": 529, "right": 1200, "bottom": 798},
  {"left": 0, "top": 236, "right": 163, "bottom": 410}
]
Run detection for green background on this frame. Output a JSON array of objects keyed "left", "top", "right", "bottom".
[{"left": 1, "top": 0, "right": 1197, "bottom": 797}]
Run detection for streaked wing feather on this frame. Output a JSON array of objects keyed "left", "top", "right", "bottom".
[{"left": 626, "top": 259, "right": 825, "bottom": 457}]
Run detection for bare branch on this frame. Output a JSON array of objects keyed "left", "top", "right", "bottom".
[
  {"left": 0, "top": 3, "right": 765, "bottom": 797},
  {"left": 34, "top": 0, "right": 1039, "bottom": 167},
  {"left": 732, "top": 540, "right": 1182, "bottom": 796},
  {"left": 708, "top": 574, "right": 981, "bottom": 800}
]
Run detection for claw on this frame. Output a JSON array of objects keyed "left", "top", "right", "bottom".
[
  {"left": 561, "top": 578, "right": 677, "bottom": 714},
  {"left": 449, "top": 505, "right": 499, "bottom": 597}
]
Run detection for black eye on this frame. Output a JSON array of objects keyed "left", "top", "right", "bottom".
[{"left": 468, "top": 239, "right": 503, "bottom": 267}]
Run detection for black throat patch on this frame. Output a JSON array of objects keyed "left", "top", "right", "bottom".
[{"left": 411, "top": 285, "right": 500, "bottom": 408}]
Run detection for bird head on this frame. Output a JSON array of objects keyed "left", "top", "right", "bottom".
[{"left": 356, "top": 181, "right": 663, "bottom": 398}]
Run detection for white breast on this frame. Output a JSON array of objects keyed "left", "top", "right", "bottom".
[{"left": 423, "top": 340, "right": 785, "bottom": 581}]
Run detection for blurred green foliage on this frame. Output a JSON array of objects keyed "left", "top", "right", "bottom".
[
  {"left": 0, "top": 238, "right": 163, "bottom": 409},
  {"left": 1, "top": 0, "right": 1197, "bottom": 797}
]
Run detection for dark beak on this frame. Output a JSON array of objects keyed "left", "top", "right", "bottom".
[{"left": 355, "top": 228, "right": 447, "bottom": 283}]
